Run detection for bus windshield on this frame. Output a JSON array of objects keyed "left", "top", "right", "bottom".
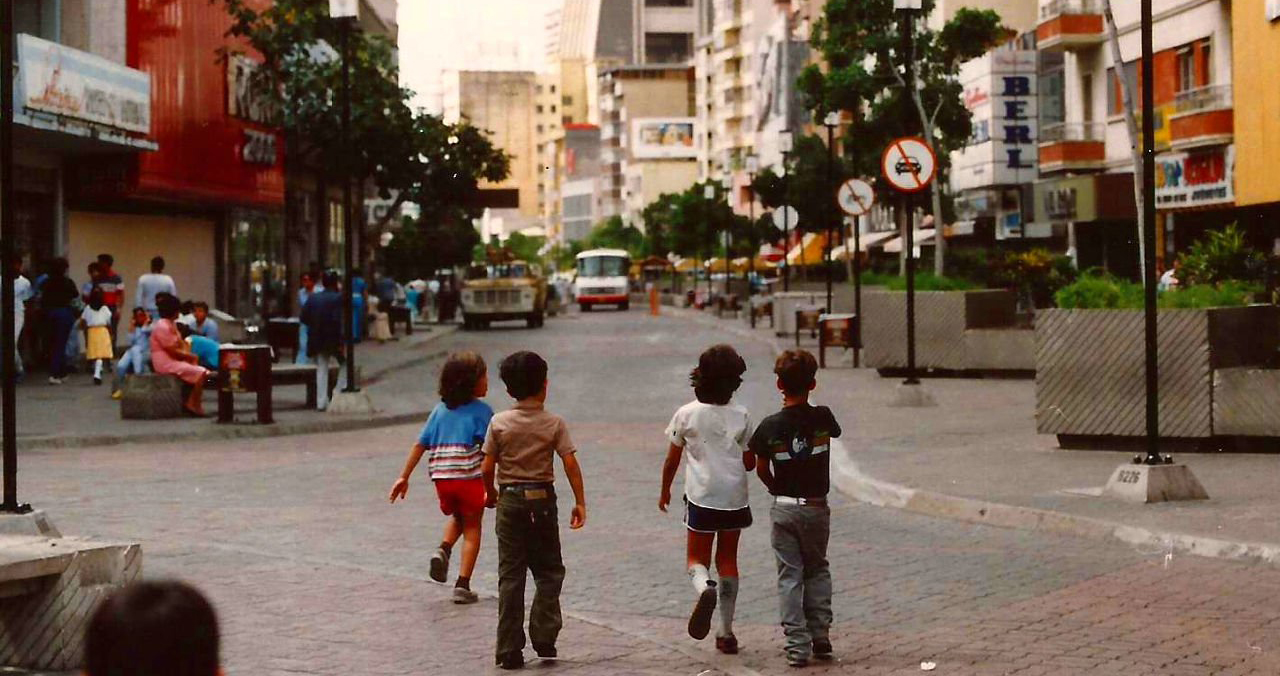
[{"left": 578, "top": 256, "right": 628, "bottom": 277}]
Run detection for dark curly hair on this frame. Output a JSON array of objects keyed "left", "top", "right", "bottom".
[
  {"left": 438, "top": 351, "right": 487, "bottom": 409},
  {"left": 691, "top": 344, "right": 746, "bottom": 405},
  {"left": 774, "top": 349, "right": 818, "bottom": 397}
]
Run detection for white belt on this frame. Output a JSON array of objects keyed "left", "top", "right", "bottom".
[{"left": 773, "top": 496, "right": 827, "bottom": 506}]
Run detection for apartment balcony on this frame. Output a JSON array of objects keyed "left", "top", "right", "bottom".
[
  {"left": 1169, "top": 84, "right": 1233, "bottom": 151},
  {"left": 1037, "top": 0, "right": 1105, "bottom": 52},
  {"left": 1038, "top": 122, "right": 1106, "bottom": 172}
]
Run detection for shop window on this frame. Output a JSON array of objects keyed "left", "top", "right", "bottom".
[{"left": 1198, "top": 40, "right": 1212, "bottom": 87}]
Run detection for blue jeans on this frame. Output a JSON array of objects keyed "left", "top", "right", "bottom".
[
  {"left": 47, "top": 307, "right": 76, "bottom": 378},
  {"left": 115, "top": 345, "right": 149, "bottom": 380},
  {"left": 294, "top": 323, "right": 311, "bottom": 364}
]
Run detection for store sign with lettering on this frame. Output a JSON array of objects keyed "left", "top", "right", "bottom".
[
  {"left": 950, "top": 50, "right": 1038, "bottom": 192},
  {"left": 17, "top": 34, "right": 151, "bottom": 133},
  {"left": 1155, "top": 145, "right": 1234, "bottom": 208}
]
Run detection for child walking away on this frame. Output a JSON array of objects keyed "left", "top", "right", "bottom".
[
  {"left": 389, "top": 351, "right": 492, "bottom": 604},
  {"left": 749, "top": 350, "right": 842, "bottom": 667},
  {"left": 482, "top": 351, "right": 586, "bottom": 670},
  {"left": 659, "top": 344, "right": 754, "bottom": 653},
  {"left": 80, "top": 289, "right": 114, "bottom": 385}
]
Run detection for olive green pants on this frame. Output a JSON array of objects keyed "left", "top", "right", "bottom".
[{"left": 495, "top": 486, "right": 565, "bottom": 658}]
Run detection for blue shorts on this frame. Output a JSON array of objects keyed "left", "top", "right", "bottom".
[{"left": 684, "top": 496, "right": 752, "bottom": 533}]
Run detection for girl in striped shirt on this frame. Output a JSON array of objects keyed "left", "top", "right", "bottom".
[{"left": 389, "top": 351, "right": 493, "bottom": 604}]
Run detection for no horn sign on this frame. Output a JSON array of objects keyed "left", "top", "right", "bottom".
[{"left": 881, "top": 137, "right": 937, "bottom": 193}]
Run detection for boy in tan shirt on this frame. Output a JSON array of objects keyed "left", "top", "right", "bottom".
[{"left": 482, "top": 351, "right": 587, "bottom": 670}]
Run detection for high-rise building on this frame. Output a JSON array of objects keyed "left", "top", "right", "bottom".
[
  {"left": 1231, "top": 0, "right": 1280, "bottom": 232},
  {"left": 442, "top": 71, "right": 541, "bottom": 234}
]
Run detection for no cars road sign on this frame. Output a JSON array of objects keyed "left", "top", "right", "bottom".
[
  {"left": 837, "top": 178, "right": 875, "bottom": 217},
  {"left": 881, "top": 137, "right": 936, "bottom": 193}
]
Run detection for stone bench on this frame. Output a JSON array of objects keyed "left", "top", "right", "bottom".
[
  {"left": 0, "top": 512, "right": 140, "bottom": 671},
  {"left": 270, "top": 363, "right": 339, "bottom": 409},
  {"left": 119, "top": 373, "right": 185, "bottom": 419}
]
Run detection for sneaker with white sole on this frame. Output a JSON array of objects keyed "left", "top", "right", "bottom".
[
  {"left": 428, "top": 548, "right": 450, "bottom": 583},
  {"left": 687, "top": 581, "right": 717, "bottom": 640},
  {"left": 451, "top": 586, "right": 478, "bottom": 604}
]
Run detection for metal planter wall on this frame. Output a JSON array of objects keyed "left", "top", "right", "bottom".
[
  {"left": 862, "top": 289, "right": 1034, "bottom": 372},
  {"left": 1035, "top": 306, "right": 1280, "bottom": 438}
]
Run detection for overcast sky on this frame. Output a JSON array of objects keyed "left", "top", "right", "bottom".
[{"left": 399, "top": 0, "right": 561, "bottom": 113}]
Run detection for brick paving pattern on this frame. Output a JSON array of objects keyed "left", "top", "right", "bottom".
[{"left": 17, "top": 310, "right": 1280, "bottom": 674}]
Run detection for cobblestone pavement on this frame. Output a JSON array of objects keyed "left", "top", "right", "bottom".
[{"left": 20, "top": 309, "right": 1280, "bottom": 675}]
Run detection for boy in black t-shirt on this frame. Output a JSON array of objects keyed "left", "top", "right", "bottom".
[{"left": 748, "top": 349, "right": 843, "bottom": 667}]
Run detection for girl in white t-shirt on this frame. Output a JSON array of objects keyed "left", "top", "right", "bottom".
[
  {"left": 79, "top": 288, "right": 115, "bottom": 385},
  {"left": 659, "top": 344, "right": 754, "bottom": 653}
]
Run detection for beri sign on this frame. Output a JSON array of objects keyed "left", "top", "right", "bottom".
[{"left": 950, "top": 50, "right": 1038, "bottom": 193}]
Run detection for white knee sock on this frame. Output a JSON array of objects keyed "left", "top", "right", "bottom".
[
  {"left": 688, "top": 564, "right": 711, "bottom": 595},
  {"left": 93, "top": 360, "right": 103, "bottom": 379},
  {"left": 718, "top": 576, "right": 738, "bottom": 637}
]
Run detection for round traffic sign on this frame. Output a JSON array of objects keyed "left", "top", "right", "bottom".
[
  {"left": 881, "top": 137, "right": 937, "bottom": 193},
  {"left": 770, "top": 205, "right": 799, "bottom": 231},
  {"left": 837, "top": 178, "right": 875, "bottom": 216}
]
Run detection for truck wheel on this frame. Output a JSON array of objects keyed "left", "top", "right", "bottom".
[
  {"left": 580, "top": 303, "right": 591, "bottom": 312},
  {"left": 527, "top": 312, "right": 544, "bottom": 328},
  {"left": 462, "top": 315, "right": 473, "bottom": 330},
  {"left": 619, "top": 301, "right": 630, "bottom": 311}
]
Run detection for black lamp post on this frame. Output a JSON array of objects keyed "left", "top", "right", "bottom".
[
  {"left": 722, "top": 175, "right": 733, "bottom": 299},
  {"left": 330, "top": 0, "right": 359, "bottom": 393},
  {"left": 1139, "top": 0, "right": 1162, "bottom": 465},
  {"left": 746, "top": 154, "right": 759, "bottom": 328},
  {"left": 1, "top": 0, "right": 27, "bottom": 514},
  {"left": 822, "top": 111, "right": 839, "bottom": 314},
  {"left": 779, "top": 130, "right": 792, "bottom": 292}
]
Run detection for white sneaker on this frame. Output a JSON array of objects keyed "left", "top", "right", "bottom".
[{"left": 47, "top": 376, "right": 64, "bottom": 385}]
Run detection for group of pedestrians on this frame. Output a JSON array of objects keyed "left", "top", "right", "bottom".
[{"left": 388, "top": 343, "right": 840, "bottom": 669}]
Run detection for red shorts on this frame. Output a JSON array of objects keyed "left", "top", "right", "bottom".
[{"left": 434, "top": 478, "right": 487, "bottom": 516}]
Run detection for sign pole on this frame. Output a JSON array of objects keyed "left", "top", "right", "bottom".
[
  {"left": 1, "top": 0, "right": 26, "bottom": 514},
  {"left": 853, "top": 215, "right": 861, "bottom": 367},
  {"left": 904, "top": 194, "right": 918, "bottom": 384},
  {"left": 781, "top": 151, "right": 790, "bottom": 292}
]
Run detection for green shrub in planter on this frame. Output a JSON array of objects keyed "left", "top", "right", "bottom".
[
  {"left": 883, "top": 273, "right": 979, "bottom": 292},
  {"left": 1055, "top": 275, "right": 1261, "bottom": 309}
]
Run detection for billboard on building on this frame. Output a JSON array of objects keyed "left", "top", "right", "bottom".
[
  {"left": 1155, "top": 145, "right": 1234, "bottom": 209},
  {"left": 18, "top": 34, "right": 151, "bottom": 134},
  {"left": 950, "top": 49, "right": 1039, "bottom": 193},
  {"left": 630, "top": 118, "right": 696, "bottom": 159}
]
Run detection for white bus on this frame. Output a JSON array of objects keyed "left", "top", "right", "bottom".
[{"left": 574, "top": 249, "right": 631, "bottom": 311}]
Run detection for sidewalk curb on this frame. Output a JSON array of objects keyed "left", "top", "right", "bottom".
[
  {"left": 18, "top": 324, "right": 460, "bottom": 452},
  {"left": 830, "top": 438, "right": 1280, "bottom": 567}
]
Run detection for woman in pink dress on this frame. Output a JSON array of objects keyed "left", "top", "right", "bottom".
[{"left": 150, "top": 293, "right": 210, "bottom": 416}]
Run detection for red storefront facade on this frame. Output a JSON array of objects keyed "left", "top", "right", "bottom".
[{"left": 67, "top": 0, "right": 285, "bottom": 319}]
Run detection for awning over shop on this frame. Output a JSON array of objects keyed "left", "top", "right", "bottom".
[
  {"left": 786, "top": 233, "right": 828, "bottom": 266},
  {"left": 674, "top": 258, "right": 698, "bottom": 272},
  {"left": 882, "top": 229, "right": 936, "bottom": 254},
  {"left": 851, "top": 230, "right": 897, "bottom": 253}
]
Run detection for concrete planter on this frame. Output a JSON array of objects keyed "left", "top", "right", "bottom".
[
  {"left": 862, "top": 289, "right": 1034, "bottom": 373},
  {"left": 1035, "top": 305, "right": 1280, "bottom": 440}
]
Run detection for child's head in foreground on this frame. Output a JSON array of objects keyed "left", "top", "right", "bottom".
[
  {"left": 85, "top": 580, "right": 220, "bottom": 676},
  {"left": 691, "top": 344, "right": 746, "bottom": 405},
  {"left": 774, "top": 349, "right": 818, "bottom": 399},
  {"left": 500, "top": 351, "right": 548, "bottom": 401},
  {"left": 439, "top": 351, "right": 488, "bottom": 409}
]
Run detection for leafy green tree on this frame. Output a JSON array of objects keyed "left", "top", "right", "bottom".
[
  {"left": 381, "top": 216, "right": 480, "bottom": 281},
  {"left": 216, "top": 0, "right": 509, "bottom": 278},
  {"left": 800, "top": 0, "right": 1006, "bottom": 274},
  {"left": 584, "top": 216, "right": 646, "bottom": 257}
]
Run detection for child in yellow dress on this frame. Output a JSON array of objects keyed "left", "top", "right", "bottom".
[{"left": 80, "top": 288, "right": 115, "bottom": 386}]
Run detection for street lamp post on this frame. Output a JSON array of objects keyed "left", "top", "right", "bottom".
[
  {"left": 779, "top": 130, "right": 793, "bottom": 292},
  {"left": 1, "top": 0, "right": 27, "bottom": 514},
  {"left": 723, "top": 176, "right": 733, "bottom": 300},
  {"left": 703, "top": 183, "right": 715, "bottom": 303},
  {"left": 1139, "top": 0, "right": 1161, "bottom": 465},
  {"left": 822, "top": 111, "right": 839, "bottom": 315},
  {"left": 746, "top": 155, "right": 759, "bottom": 328},
  {"left": 330, "top": 0, "right": 359, "bottom": 394}
]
